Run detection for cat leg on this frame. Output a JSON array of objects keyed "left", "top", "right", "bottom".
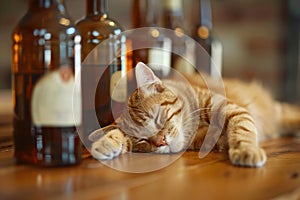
[
  {"left": 91, "top": 129, "right": 132, "bottom": 160},
  {"left": 225, "top": 103, "right": 267, "bottom": 167}
]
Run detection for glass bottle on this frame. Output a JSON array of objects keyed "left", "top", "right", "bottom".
[
  {"left": 131, "top": 0, "right": 172, "bottom": 77},
  {"left": 76, "top": 0, "right": 128, "bottom": 147},
  {"left": 76, "top": 0, "right": 123, "bottom": 61},
  {"left": 132, "top": 0, "right": 158, "bottom": 28},
  {"left": 162, "top": 0, "right": 195, "bottom": 74},
  {"left": 12, "top": 0, "right": 82, "bottom": 166},
  {"left": 193, "top": 0, "right": 222, "bottom": 77},
  {"left": 163, "top": 0, "right": 185, "bottom": 32}
]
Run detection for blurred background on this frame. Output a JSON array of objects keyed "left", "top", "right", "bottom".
[{"left": 0, "top": 0, "right": 299, "bottom": 103}]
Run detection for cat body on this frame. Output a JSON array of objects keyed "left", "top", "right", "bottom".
[{"left": 89, "top": 62, "right": 300, "bottom": 167}]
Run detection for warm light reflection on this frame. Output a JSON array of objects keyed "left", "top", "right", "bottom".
[
  {"left": 13, "top": 44, "right": 19, "bottom": 66},
  {"left": 59, "top": 18, "right": 70, "bottom": 26},
  {"left": 13, "top": 44, "right": 18, "bottom": 53},
  {"left": 151, "top": 29, "right": 160, "bottom": 38},
  {"left": 174, "top": 27, "right": 184, "bottom": 37},
  {"left": 101, "top": 14, "right": 108, "bottom": 20},
  {"left": 198, "top": 26, "right": 209, "bottom": 39},
  {"left": 13, "top": 34, "right": 21, "bottom": 42},
  {"left": 109, "top": 21, "right": 115, "bottom": 27}
]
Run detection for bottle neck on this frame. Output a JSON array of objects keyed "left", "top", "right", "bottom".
[
  {"left": 145, "top": 0, "right": 158, "bottom": 26},
  {"left": 196, "top": 0, "right": 212, "bottom": 39},
  {"left": 132, "top": 0, "right": 158, "bottom": 27},
  {"left": 163, "top": 0, "right": 184, "bottom": 31},
  {"left": 29, "top": 0, "right": 63, "bottom": 8},
  {"left": 86, "top": 0, "right": 108, "bottom": 17},
  {"left": 198, "top": 0, "right": 212, "bottom": 30},
  {"left": 163, "top": 0, "right": 183, "bottom": 13},
  {"left": 28, "top": 0, "right": 65, "bottom": 12}
]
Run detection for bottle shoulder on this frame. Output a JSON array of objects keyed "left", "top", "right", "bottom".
[
  {"left": 76, "top": 16, "right": 123, "bottom": 33},
  {"left": 14, "top": 11, "right": 75, "bottom": 34}
]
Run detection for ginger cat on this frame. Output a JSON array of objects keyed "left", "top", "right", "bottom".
[{"left": 88, "top": 62, "right": 300, "bottom": 167}]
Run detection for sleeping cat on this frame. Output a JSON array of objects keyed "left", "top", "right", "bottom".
[{"left": 88, "top": 62, "right": 300, "bottom": 167}]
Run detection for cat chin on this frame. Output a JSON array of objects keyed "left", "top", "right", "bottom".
[
  {"left": 154, "top": 141, "right": 186, "bottom": 154},
  {"left": 155, "top": 145, "right": 171, "bottom": 153},
  {"left": 155, "top": 137, "right": 186, "bottom": 153},
  {"left": 165, "top": 133, "right": 186, "bottom": 153},
  {"left": 169, "top": 141, "right": 186, "bottom": 153}
]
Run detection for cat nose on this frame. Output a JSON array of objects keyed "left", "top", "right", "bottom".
[{"left": 150, "top": 134, "right": 167, "bottom": 147}]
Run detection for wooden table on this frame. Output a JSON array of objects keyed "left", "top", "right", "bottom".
[{"left": 1, "top": 90, "right": 300, "bottom": 200}]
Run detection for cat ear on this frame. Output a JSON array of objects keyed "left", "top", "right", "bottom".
[{"left": 135, "top": 62, "right": 160, "bottom": 88}]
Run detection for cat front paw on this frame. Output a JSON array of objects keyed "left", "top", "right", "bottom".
[
  {"left": 229, "top": 146, "right": 267, "bottom": 167},
  {"left": 91, "top": 129, "right": 124, "bottom": 160}
]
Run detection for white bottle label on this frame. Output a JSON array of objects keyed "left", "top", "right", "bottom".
[
  {"left": 211, "top": 39, "right": 223, "bottom": 78},
  {"left": 110, "top": 70, "right": 127, "bottom": 103},
  {"left": 174, "top": 39, "right": 196, "bottom": 75},
  {"left": 148, "top": 37, "right": 172, "bottom": 76},
  {"left": 31, "top": 67, "right": 81, "bottom": 127}
]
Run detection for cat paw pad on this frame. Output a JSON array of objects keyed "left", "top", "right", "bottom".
[
  {"left": 229, "top": 146, "right": 267, "bottom": 167},
  {"left": 91, "top": 130, "right": 124, "bottom": 160}
]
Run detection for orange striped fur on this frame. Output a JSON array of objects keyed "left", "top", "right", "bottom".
[{"left": 89, "top": 63, "right": 300, "bottom": 167}]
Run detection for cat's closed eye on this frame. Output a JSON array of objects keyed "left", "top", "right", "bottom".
[{"left": 151, "top": 106, "right": 166, "bottom": 130}]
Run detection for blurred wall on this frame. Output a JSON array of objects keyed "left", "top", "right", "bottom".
[
  {"left": 0, "top": 0, "right": 293, "bottom": 102},
  {"left": 213, "top": 0, "right": 287, "bottom": 100}
]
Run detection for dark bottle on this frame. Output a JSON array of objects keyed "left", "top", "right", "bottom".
[
  {"left": 76, "top": 0, "right": 123, "bottom": 61},
  {"left": 163, "top": 0, "right": 185, "bottom": 32},
  {"left": 132, "top": 0, "right": 158, "bottom": 28},
  {"left": 162, "top": 0, "right": 194, "bottom": 74},
  {"left": 12, "top": 0, "right": 82, "bottom": 166},
  {"left": 131, "top": 0, "right": 172, "bottom": 77},
  {"left": 193, "top": 0, "right": 222, "bottom": 76},
  {"left": 76, "top": 0, "right": 128, "bottom": 147}
]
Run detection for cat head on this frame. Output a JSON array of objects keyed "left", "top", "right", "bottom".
[{"left": 89, "top": 62, "right": 185, "bottom": 153}]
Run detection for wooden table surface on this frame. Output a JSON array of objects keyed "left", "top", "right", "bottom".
[{"left": 1, "top": 90, "right": 300, "bottom": 200}]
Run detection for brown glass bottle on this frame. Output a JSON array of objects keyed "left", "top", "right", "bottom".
[
  {"left": 193, "top": 0, "right": 222, "bottom": 77},
  {"left": 132, "top": 0, "right": 158, "bottom": 28},
  {"left": 162, "top": 0, "right": 190, "bottom": 74},
  {"left": 131, "top": 0, "right": 172, "bottom": 77},
  {"left": 163, "top": 0, "right": 185, "bottom": 31},
  {"left": 131, "top": 0, "right": 159, "bottom": 66},
  {"left": 12, "top": 0, "right": 82, "bottom": 166},
  {"left": 76, "top": 0, "right": 127, "bottom": 147},
  {"left": 76, "top": 0, "right": 123, "bottom": 61},
  {"left": 193, "top": 0, "right": 213, "bottom": 74}
]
